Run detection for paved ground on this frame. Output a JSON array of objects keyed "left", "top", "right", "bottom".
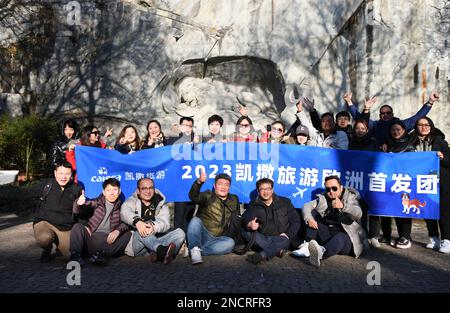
[{"left": 0, "top": 213, "right": 449, "bottom": 293}]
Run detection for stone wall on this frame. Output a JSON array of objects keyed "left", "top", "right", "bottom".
[{"left": 0, "top": 0, "right": 448, "bottom": 139}]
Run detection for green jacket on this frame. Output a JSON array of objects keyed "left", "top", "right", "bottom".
[{"left": 189, "top": 180, "right": 239, "bottom": 236}]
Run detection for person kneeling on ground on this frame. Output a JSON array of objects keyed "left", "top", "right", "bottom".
[{"left": 0, "top": 162, "right": 82, "bottom": 263}]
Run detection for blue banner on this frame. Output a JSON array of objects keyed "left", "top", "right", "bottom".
[{"left": 76, "top": 143, "right": 440, "bottom": 219}]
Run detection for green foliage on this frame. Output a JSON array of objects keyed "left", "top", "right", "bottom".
[{"left": 0, "top": 114, "right": 58, "bottom": 180}]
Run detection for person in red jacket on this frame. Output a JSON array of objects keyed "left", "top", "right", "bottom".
[{"left": 65, "top": 125, "right": 112, "bottom": 179}]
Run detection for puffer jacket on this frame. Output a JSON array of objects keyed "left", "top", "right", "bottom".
[
  {"left": 73, "top": 194, "right": 129, "bottom": 235},
  {"left": 302, "top": 187, "right": 367, "bottom": 258},
  {"left": 189, "top": 180, "right": 240, "bottom": 236},
  {"left": 121, "top": 188, "right": 170, "bottom": 256}
]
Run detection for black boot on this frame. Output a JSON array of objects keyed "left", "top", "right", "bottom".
[{"left": 89, "top": 251, "right": 107, "bottom": 266}]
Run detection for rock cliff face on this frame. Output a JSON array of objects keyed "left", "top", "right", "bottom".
[{"left": 0, "top": 0, "right": 448, "bottom": 137}]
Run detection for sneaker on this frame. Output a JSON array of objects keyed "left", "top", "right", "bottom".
[
  {"left": 378, "top": 236, "right": 392, "bottom": 244},
  {"left": 89, "top": 251, "right": 107, "bottom": 266},
  {"left": 308, "top": 240, "right": 325, "bottom": 268},
  {"left": 180, "top": 241, "right": 189, "bottom": 258},
  {"left": 426, "top": 237, "right": 441, "bottom": 250},
  {"left": 368, "top": 237, "right": 381, "bottom": 248},
  {"left": 439, "top": 239, "right": 450, "bottom": 254},
  {"left": 40, "top": 249, "right": 52, "bottom": 263},
  {"left": 292, "top": 241, "right": 310, "bottom": 257},
  {"left": 190, "top": 246, "right": 203, "bottom": 265},
  {"left": 246, "top": 252, "right": 265, "bottom": 264},
  {"left": 164, "top": 242, "right": 176, "bottom": 265},
  {"left": 389, "top": 238, "right": 398, "bottom": 247},
  {"left": 396, "top": 237, "right": 412, "bottom": 249}
]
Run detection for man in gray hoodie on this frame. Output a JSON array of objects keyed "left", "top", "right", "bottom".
[
  {"left": 302, "top": 175, "right": 367, "bottom": 267},
  {"left": 121, "top": 178, "right": 185, "bottom": 264}
]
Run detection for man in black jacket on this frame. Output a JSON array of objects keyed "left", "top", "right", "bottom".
[
  {"left": 242, "top": 178, "right": 300, "bottom": 264},
  {"left": 0, "top": 162, "right": 82, "bottom": 262}
]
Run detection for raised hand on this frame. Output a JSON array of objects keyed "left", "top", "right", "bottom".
[
  {"left": 343, "top": 92, "right": 353, "bottom": 105},
  {"left": 302, "top": 97, "right": 315, "bottom": 111},
  {"left": 332, "top": 197, "right": 344, "bottom": 210},
  {"left": 239, "top": 105, "right": 248, "bottom": 117},
  {"left": 364, "top": 96, "right": 377, "bottom": 110},
  {"left": 198, "top": 168, "right": 207, "bottom": 183},
  {"left": 296, "top": 99, "right": 303, "bottom": 112},
  {"left": 119, "top": 137, "right": 127, "bottom": 145},
  {"left": 429, "top": 91, "right": 439, "bottom": 104},
  {"left": 104, "top": 127, "right": 113, "bottom": 138},
  {"left": 77, "top": 190, "right": 86, "bottom": 206}
]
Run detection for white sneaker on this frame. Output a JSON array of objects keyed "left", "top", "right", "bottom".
[
  {"left": 292, "top": 241, "right": 310, "bottom": 257},
  {"left": 308, "top": 240, "right": 325, "bottom": 268},
  {"left": 368, "top": 237, "right": 381, "bottom": 248},
  {"left": 439, "top": 239, "right": 450, "bottom": 254},
  {"left": 190, "top": 246, "right": 203, "bottom": 265},
  {"left": 180, "top": 241, "right": 189, "bottom": 258},
  {"left": 426, "top": 237, "right": 441, "bottom": 250}
]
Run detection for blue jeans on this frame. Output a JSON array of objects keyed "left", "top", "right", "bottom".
[
  {"left": 132, "top": 228, "right": 185, "bottom": 257},
  {"left": 242, "top": 230, "right": 290, "bottom": 259},
  {"left": 187, "top": 217, "right": 235, "bottom": 256}
]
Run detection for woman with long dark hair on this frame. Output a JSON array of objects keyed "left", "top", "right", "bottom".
[
  {"left": 141, "top": 120, "right": 167, "bottom": 149},
  {"left": 410, "top": 117, "right": 450, "bottom": 253},
  {"left": 50, "top": 118, "right": 79, "bottom": 166},
  {"left": 383, "top": 121, "right": 415, "bottom": 249},
  {"left": 114, "top": 125, "right": 140, "bottom": 154}
]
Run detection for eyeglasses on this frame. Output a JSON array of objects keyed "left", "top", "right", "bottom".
[
  {"left": 90, "top": 131, "right": 100, "bottom": 136},
  {"left": 239, "top": 124, "right": 250, "bottom": 128},
  {"left": 380, "top": 111, "right": 393, "bottom": 116},
  {"left": 139, "top": 186, "right": 154, "bottom": 191},
  {"left": 417, "top": 124, "right": 430, "bottom": 128},
  {"left": 271, "top": 127, "right": 284, "bottom": 132},
  {"left": 325, "top": 186, "right": 339, "bottom": 192}
]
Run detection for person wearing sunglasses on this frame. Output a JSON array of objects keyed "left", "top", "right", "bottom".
[
  {"left": 344, "top": 91, "right": 439, "bottom": 147},
  {"left": 230, "top": 116, "right": 259, "bottom": 142},
  {"left": 259, "top": 121, "right": 295, "bottom": 144},
  {"left": 65, "top": 125, "right": 111, "bottom": 180},
  {"left": 301, "top": 175, "right": 366, "bottom": 267}
]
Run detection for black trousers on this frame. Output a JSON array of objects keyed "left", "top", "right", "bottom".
[
  {"left": 368, "top": 215, "right": 394, "bottom": 239},
  {"left": 70, "top": 223, "right": 131, "bottom": 257},
  {"left": 305, "top": 211, "right": 352, "bottom": 258},
  {"left": 173, "top": 202, "right": 196, "bottom": 233},
  {"left": 426, "top": 192, "right": 450, "bottom": 240}
]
